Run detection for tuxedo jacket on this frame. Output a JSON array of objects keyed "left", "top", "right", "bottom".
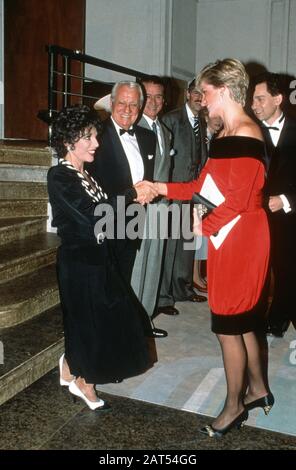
[
  {"left": 263, "top": 117, "right": 296, "bottom": 213},
  {"left": 86, "top": 118, "right": 156, "bottom": 282},
  {"left": 90, "top": 117, "right": 156, "bottom": 196},
  {"left": 162, "top": 105, "right": 208, "bottom": 182}
]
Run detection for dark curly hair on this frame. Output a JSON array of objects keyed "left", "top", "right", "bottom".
[{"left": 51, "top": 105, "right": 102, "bottom": 158}]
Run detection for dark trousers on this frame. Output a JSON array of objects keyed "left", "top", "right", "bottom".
[
  {"left": 268, "top": 215, "right": 296, "bottom": 332},
  {"left": 157, "top": 201, "right": 195, "bottom": 307}
]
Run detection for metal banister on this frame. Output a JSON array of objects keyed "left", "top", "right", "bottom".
[
  {"left": 46, "top": 45, "right": 152, "bottom": 79},
  {"left": 45, "top": 44, "right": 152, "bottom": 142}
]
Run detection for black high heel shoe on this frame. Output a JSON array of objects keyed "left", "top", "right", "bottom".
[
  {"left": 199, "top": 409, "right": 248, "bottom": 438},
  {"left": 244, "top": 392, "right": 274, "bottom": 415}
]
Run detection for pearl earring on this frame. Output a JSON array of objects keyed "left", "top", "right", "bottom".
[{"left": 67, "top": 144, "right": 74, "bottom": 152}]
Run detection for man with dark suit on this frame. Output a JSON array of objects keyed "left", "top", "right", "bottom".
[
  {"left": 89, "top": 81, "right": 157, "bottom": 283},
  {"left": 130, "top": 76, "right": 172, "bottom": 330},
  {"left": 252, "top": 72, "right": 296, "bottom": 337},
  {"left": 156, "top": 79, "right": 208, "bottom": 316}
]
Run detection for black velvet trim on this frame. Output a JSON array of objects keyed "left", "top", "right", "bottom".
[
  {"left": 211, "top": 296, "right": 267, "bottom": 335},
  {"left": 209, "top": 136, "right": 265, "bottom": 163}
]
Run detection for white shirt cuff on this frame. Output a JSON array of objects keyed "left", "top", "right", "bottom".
[{"left": 279, "top": 194, "right": 291, "bottom": 213}]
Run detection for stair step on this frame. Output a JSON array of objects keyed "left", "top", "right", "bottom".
[
  {"left": 0, "top": 305, "right": 64, "bottom": 406},
  {"left": 0, "top": 264, "right": 59, "bottom": 328},
  {"left": 0, "top": 181, "right": 48, "bottom": 200},
  {"left": 0, "top": 164, "right": 48, "bottom": 182},
  {"left": 0, "top": 199, "right": 48, "bottom": 218},
  {"left": 0, "top": 232, "right": 60, "bottom": 283},
  {"left": 0, "top": 142, "right": 52, "bottom": 166},
  {"left": 0, "top": 217, "right": 47, "bottom": 245}
]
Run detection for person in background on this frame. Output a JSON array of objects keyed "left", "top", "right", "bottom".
[
  {"left": 193, "top": 110, "right": 223, "bottom": 293},
  {"left": 252, "top": 72, "right": 296, "bottom": 337},
  {"left": 156, "top": 79, "right": 208, "bottom": 318},
  {"left": 48, "top": 105, "right": 156, "bottom": 410},
  {"left": 130, "top": 76, "right": 173, "bottom": 337},
  {"left": 155, "top": 59, "right": 273, "bottom": 437}
]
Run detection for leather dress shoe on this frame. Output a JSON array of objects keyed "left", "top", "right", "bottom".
[
  {"left": 157, "top": 305, "right": 179, "bottom": 316},
  {"left": 193, "top": 282, "right": 208, "bottom": 293},
  {"left": 150, "top": 327, "right": 168, "bottom": 338},
  {"left": 187, "top": 293, "right": 207, "bottom": 303}
]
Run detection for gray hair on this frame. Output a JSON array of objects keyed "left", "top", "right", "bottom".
[{"left": 111, "top": 81, "right": 144, "bottom": 107}]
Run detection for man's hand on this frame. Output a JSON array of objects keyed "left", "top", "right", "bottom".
[
  {"left": 134, "top": 180, "right": 158, "bottom": 205},
  {"left": 269, "top": 195, "right": 284, "bottom": 213}
]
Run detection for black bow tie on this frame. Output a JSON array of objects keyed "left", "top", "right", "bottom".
[
  {"left": 120, "top": 128, "right": 135, "bottom": 136},
  {"left": 265, "top": 126, "right": 279, "bottom": 131}
]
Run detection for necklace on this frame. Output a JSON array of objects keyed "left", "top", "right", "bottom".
[{"left": 59, "top": 158, "right": 107, "bottom": 203}]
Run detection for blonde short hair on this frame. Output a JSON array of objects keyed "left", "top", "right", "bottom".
[{"left": 196, "top": 58, "right": 249, "bottom": 106}]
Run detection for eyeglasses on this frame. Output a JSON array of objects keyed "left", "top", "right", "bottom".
[{"left": 190, "top": 89, "right": 202, "bottom": 97}]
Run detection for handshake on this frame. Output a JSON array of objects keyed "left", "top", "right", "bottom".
[{"left": 133, "top": 181, "right": 168, "bottom": 205}]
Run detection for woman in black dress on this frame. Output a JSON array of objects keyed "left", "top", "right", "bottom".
[{"left": 48, "top": 105, "right": 156, "bottom": 410}]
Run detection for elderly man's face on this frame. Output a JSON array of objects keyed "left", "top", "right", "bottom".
[{"left": 111, "top": 85, "right": 141, "bottom": 130}]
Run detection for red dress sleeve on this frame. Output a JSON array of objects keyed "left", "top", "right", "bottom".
[
  {"left": 166, "top": 165, "right": 208, "bottom": 200},
  {"left": 166, "top": 157, "right": 264, "bottom": 237}
]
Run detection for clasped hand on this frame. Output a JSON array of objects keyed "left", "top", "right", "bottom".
[
  {"left": 134, "top": 181, "right": 168, "bottom": 205},
  {"left": 134, "top": 181, "right": 158, "bottom": 205}
]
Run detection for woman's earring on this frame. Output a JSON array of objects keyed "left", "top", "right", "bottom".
[{"left": 67, "top": 144, "right": 75, "bottom": 152}]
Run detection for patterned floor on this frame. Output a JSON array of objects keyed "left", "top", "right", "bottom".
[{"left": 97, "top": 298, "right": 296, "bottom": 437}]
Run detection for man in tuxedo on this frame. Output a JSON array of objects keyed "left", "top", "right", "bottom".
[
  {"left": 252, "top": 72, "right": 296, "bottom": 336},
  {"left": 156, "top": 79, "right": 208, "bottom": 316},
  {"left": 130, "top": 76, "right": 172, "bottom": 331},
  {"left": 90, "top": 81, "right": 157, "bottom": 283}
]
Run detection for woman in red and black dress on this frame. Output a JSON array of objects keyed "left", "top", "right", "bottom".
[{"left": 155, "top": 59, "right": 274, "bottom": 437}]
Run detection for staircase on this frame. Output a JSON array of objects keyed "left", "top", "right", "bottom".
[{"left": 0, "top": 141, "right": 64, "bottom": 406}]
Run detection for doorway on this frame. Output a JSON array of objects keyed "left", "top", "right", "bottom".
[{"left": 4, "top": 0, "right": 85, "bottom": 140}]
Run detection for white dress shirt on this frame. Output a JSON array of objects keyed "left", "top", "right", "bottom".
[
  {"left": 263, "top": 113, "right": 285, "bottom": 147},
  {"left": 185, "top": 103, "right": 197, "bottom": 128},
  {"left": 263, "top": 114, "right": 291, "bottom": 213},
  {"left": 111, "top": 117, "right": 144, "bottom": 184}
]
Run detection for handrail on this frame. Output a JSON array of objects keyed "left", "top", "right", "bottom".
[
  {"left": 47, "top": 45, "right": 152, "bottom": 79},
  {"left": 45, "top": 45, "right": 152, "bottom": 142}
]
